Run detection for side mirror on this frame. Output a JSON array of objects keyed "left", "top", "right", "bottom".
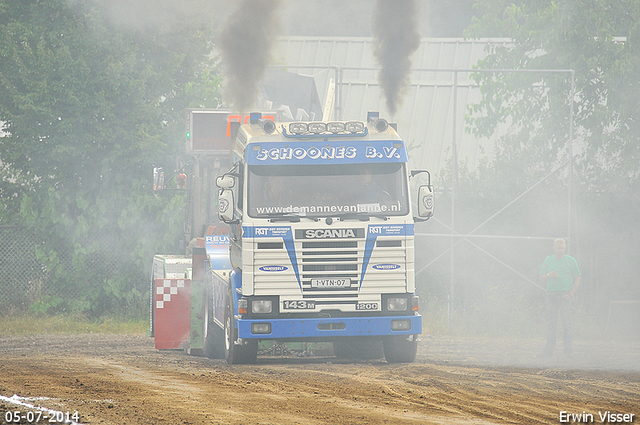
[
  {"left": 218, "top": 189, "right": 236, "bottom": 223},
  {"left": 216, "top": 174, "right": 236, "bottom": 189},
  {"left": 417, "top": 185, "right": 434, "bottom": 219}
]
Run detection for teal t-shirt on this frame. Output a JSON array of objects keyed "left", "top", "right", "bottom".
[{"left": 540, "top": 254, "right": 581, "bottom": 292}]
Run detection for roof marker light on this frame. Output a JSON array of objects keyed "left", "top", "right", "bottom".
[
  {"left": 260, "top": 119, "right": 276, "bottom": 134},
  {"left": 374, "top": 118, "right": 389, "bottom": 132}
]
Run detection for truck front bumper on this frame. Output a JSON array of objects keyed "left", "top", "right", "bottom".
[{"left": 237, "top": 314, "right": 422, "bottom": 339}]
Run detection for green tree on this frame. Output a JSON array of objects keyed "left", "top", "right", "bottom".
[
  {"left": 465, "top": 0, "right": 640, "bottom": 182},
  {"left": 448, "top": 0, "right": 640, "bottom": 325},
  {"left": 0, "top": 0, "right": 221, "bottom": 315}
]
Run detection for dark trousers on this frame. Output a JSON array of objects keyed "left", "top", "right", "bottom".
[{"left": 545, "top": 291, "right": 573, "bottom": 355}]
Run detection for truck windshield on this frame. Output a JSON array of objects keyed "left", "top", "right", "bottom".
[{"left": 247, "top": 163, "right": 409, "bottom": 218}]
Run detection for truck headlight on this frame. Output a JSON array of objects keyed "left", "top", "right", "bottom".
[
  {"left": 386, "top": 297, "right": 408, "bottom": 311},
  {"left": 252, "top": 299, "right": 273, "bottom": 314}
]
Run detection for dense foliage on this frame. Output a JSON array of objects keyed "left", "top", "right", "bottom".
[
  {"left": 466, "top": 0, "right": 640, "bottom": 177},
  {"left": 421, "top": 0, "right": 640, "bottom": 334},
  {"left": 0, "top": 0, "right": 221, "bottom": 316}
]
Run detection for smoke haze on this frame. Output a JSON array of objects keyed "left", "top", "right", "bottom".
[
  {"left": 372, "top": 0, "right": 421, "bottom": 116},
  {"left": 219, "top": 0, "right": 283, "bottom": 112},
  {"left": 85, "top": 0, "right": 220, "bottom": 32},
  {"left": 58, "top": 1, "right": 639, "bottom": 360}
]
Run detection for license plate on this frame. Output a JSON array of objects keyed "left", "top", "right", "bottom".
[{"left": 311, "top": 278, "right": 351, "bottom": 288}]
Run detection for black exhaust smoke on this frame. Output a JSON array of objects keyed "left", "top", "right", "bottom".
[
  {"left": 372, "top": 0, "right": 420, "bottom": 116},
  {"left": 219, "top": 0, "right": 282, "bottom": 112}
]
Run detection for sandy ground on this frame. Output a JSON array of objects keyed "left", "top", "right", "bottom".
[{"left": 1, "top": 334, "right": 639, "bottom": 425}]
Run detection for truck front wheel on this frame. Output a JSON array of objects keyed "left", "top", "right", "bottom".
[
  {"left": 383, "top": 334, "right": 418, "bottom": 363},
  {"left": 224, "top": 292, "right": 258, "bottom": 364}
]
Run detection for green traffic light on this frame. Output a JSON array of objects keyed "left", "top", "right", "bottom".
[{"left": 186, "top": 131, "right": 191, "bottom": 139}]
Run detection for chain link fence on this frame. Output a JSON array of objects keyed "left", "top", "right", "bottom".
[
  {"left": 0, "top": 226, "right": 63, "bottom": 313},
  {"left": 0, "top": 225, "right": 142, "bottom": 316}
]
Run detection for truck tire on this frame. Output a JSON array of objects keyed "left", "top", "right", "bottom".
[
  {"left": 383, "top": 334, "right": 418, "bottom": 363},
  {"left": 203, "top": 285, "right": 224, "bottom": 359},
  {"left": 224, "top": 291, "right": 258, "bottom": 364},
  {"left": 333, "top": 337, "right": 384, "bottom": 360}
]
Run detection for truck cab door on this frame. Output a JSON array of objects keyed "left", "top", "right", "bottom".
[{"left": 216, "top": 163, "right": 244, "bottom": 268}]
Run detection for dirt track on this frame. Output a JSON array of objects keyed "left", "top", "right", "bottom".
[{"left": 1, "top": 334, "right": 639, "bottom": 424}]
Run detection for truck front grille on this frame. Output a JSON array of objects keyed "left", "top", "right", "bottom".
[
  {"left": 302, "top": 241, "right": 357, "bottom": 249},
  {"left": 253, "top": 234, "right": 409, "bottom": 310},
  {"left": 300, "top": 240, "right": 360, "bottom": 293}
]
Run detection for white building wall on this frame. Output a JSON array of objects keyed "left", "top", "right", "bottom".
[{"left": 271, "top": 37, "right": 512, "bottom": 177}]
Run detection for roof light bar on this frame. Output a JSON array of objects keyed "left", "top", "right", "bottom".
[
  {"left": 326, "top": 122, "right": 346, "bottom": 133},
  {"left": 284, "top": 120, "right": 368, "bottom": 137},
  {"left": 345, "top": 121, "right": 365, "bottom": 133},
  {"left": 307, "top": 122, "right": 327, "bottom": 134},
  {"left": 289, "top": 122, "right": 308, "bottom": 134}
]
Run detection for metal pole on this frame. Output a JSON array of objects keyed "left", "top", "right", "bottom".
[
  {"left": 338, "top": 67, "right": 344, "bottom": 120},
  {"left": 449, "top": 70, "right": 459, "bottom": 330},
  {"left": 417, "top": 234, "right": 560, "bottom": 240},
  {"left": 192, "top": 157, "right": 202, "bottom": 239},
  {"left": 568, "top": 71, "right": 575, "bottom": 250}
]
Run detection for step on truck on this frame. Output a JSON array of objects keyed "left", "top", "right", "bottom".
[{"left": 151, "top": 110, "right": 434, "bottom": 364}]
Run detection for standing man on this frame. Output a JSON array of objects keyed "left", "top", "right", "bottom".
[{"left": 540, "top": 238, "right": 581, "bottom": 358}]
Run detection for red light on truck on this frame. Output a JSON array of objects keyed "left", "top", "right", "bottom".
[{"left": 238, "top": 298, "right": 248, "bottom": 315}]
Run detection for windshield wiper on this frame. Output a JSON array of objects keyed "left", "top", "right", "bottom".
[
  {"left": 263, "top": 213, "right": 318, "bottom": 223},
  {"left": 338, "top": 212, "right": 389, "bottom": 221},
  {"left": 265, "top": 213, "right": 300, "bottom": 222},
  {"left": 338, "top": 213, "right": 370, "bottom": 222}
]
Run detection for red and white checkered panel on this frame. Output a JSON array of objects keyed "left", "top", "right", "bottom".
[{"left": 154, "top": 279, "right": 191, "bottom": 349}]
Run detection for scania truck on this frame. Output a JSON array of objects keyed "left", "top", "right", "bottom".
[{"left": 209, "top": 112, "right": 434, "bottom": 363}]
